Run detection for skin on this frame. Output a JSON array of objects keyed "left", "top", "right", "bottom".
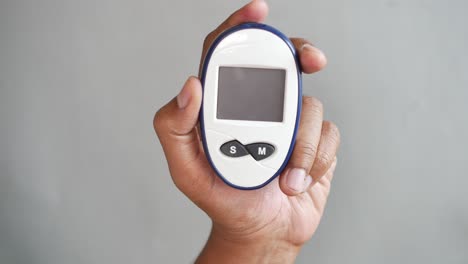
[{"left": 153, "top": 1, "right": 341, "bottom": 263}]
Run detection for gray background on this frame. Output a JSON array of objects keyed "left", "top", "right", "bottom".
[{"left": 1, "top": 0, "right": 467, "bottom": 263}]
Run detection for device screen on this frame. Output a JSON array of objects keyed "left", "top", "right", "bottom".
[{"left": 217, "top": 67, "right": 286, "bottom": 122}]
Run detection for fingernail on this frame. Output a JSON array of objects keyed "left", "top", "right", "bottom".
[
  {"left": 302, "top": 43, "right": 326, "bottom": 59},
  {"left": 285, "top": 168, "right": 307, "bottom": 192},
  {"left": 177, "top": 77, "right": 192, "bottom": 109},
  {"left": 301, "top": 43, "right": 319, "bottom": 53}
]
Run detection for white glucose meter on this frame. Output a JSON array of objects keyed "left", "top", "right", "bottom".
[{"left": 200, "top": 23, "right": 302, "bottom": 190}]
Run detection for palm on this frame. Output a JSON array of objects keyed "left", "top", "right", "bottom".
[{"left": 193, "top": 153, "right": 331, "bottom": 246}]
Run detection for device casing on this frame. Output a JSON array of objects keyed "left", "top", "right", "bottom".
[{"left": 200, "top": 23, "right": 302, "bottom": 190}]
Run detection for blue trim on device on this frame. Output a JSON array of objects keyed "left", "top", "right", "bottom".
[{"left": 199, "top": 22, "right": 302, "bottom": 190}]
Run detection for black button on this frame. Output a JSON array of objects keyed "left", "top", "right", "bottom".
[
  {"left": 220, "top": 140, "right": 249, "bottom": 157},
  {"left": 245, "top": 143, "right": 275, "bottom": 161}
]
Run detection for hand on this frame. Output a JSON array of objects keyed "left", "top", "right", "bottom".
[{"left": 153, "top": 1, "right": 340, "bottom": 263}]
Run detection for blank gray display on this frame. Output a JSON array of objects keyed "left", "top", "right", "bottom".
[{"left": 217, "top": 67, "right": 286, "bottom": 122}]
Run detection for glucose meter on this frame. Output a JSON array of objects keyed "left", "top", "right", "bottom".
[{"left": 200, "top": 23, "right": 302, "bottom": 190}]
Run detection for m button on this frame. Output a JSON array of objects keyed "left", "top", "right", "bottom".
[{"left": 246, "top": 143, "right": 275, "bottom": 161}]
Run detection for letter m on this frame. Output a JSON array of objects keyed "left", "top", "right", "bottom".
[{"left": 258, "top": 147, "right": 266, "bottom": 155}]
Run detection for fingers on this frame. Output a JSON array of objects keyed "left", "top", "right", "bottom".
[
  {"left": 153, "top": 77, "right": 212, "bottom": 193},
  {"left": 309, "top": 121, "right": 340, "bottom": 183},
  {"left": 205, "top": 0, "right": 268, "bottom": 47},
  {"left": 288, "top": 97, "right": 324, "bottom": 172},
  {"left": 290, "top": 38, "right": 327, "bottom": 74},
  {"left": 279, "top": 96, "right": 323, "bottom": 196},
  {"left": 200, "top": 0, "right": 269, "bottom": 72},
  {"left": 308, "top": 157, "right": 337, "bottom": 195},
  {"left": 154, "top": 77, "right": 202, "bottom": 166},
  {"left": 154, "top": 76, "right": 202, "bottom": 137},
  {"left": 199, "top": 1, "right": 327, "bottom": 76},
  {"left": 306, "top": 158, "right": 338, "bottom": 214}
]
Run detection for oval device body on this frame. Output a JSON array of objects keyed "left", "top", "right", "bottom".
[{"left": 200, "top": 23, "right": 302, "bottom": 190}]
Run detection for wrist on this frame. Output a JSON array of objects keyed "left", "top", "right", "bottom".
[{"left": 196, "top": 223, "right": 301, "bottom": 264}]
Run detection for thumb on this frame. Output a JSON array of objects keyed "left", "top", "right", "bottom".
[{"left": 154, "top": 76, "right": 212, "bottom": 195}]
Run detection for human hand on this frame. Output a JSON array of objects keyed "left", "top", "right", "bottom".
[{"left": 154, "top": 1, "right": 340, "bottom": 263}]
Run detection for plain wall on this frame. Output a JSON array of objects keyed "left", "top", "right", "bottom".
[{"left": 1, "top": 0, "right": 467, "bottom": 263}]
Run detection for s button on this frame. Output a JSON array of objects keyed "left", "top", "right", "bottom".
[{"left": 220, "top": 140, "right": 249, "bottom": 158}]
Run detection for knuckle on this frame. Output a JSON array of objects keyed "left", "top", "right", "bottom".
[
  {"left": 297, "top": 141, "right": 318, "bottom": 162},
  {"left": 203, "top": 31, "right": 217, "bottom": 48},
  {"left": 324, "top": 121, "right": 341, "bottom": 146},
  {"left": 202, "top": 36, "right": 210, "bottom": 49},
  {"left": 314, "top": 151, "right": 333, "bottom": 173},
  {"left": 153, "top": 109, "right": 166, "bottom": 134}
]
